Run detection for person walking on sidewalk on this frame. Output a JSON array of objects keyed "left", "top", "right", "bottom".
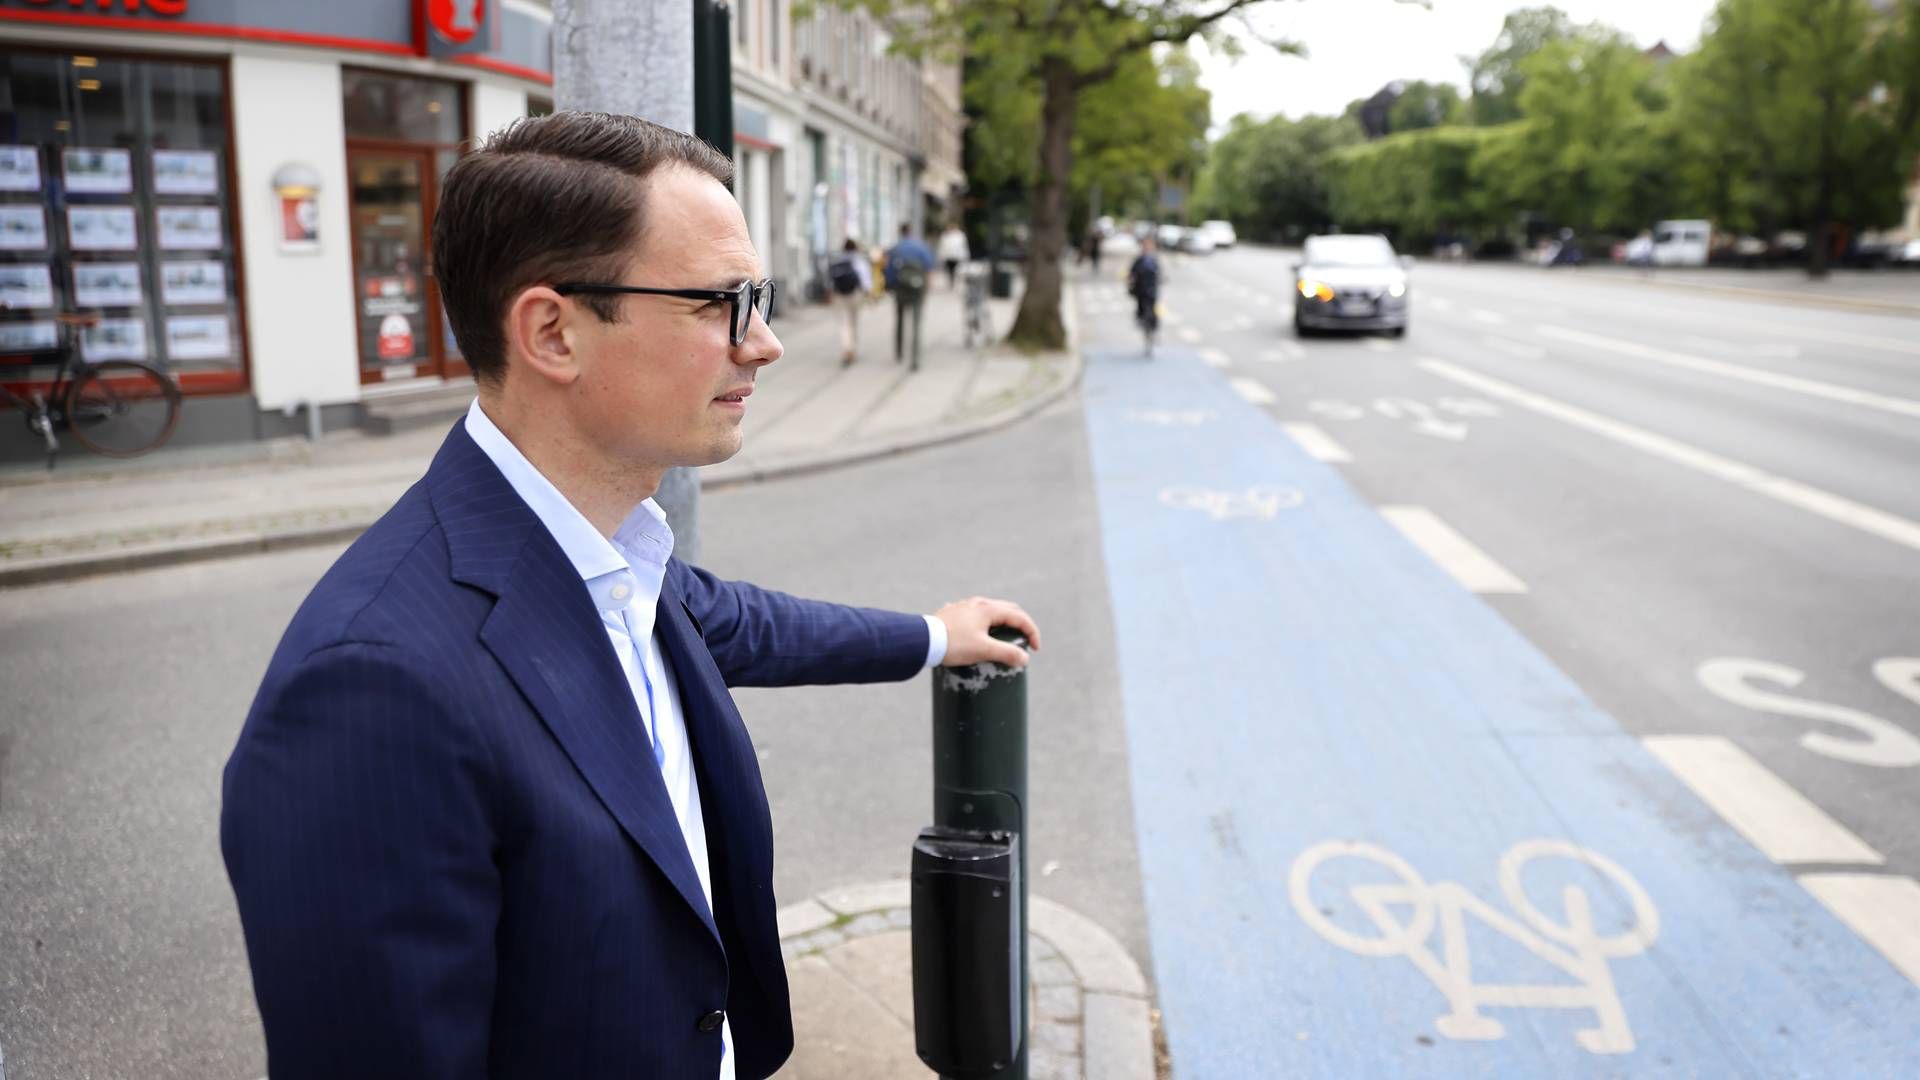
[
  {"left": 1128, "top": 234, "right": 1163, "bottom": 356},
  {"left": 936, "top": 221, "right": 970, "bottom": 290},
  {"left": 827, "top": 237, "right": 871, "bottom": 366},
  {"left": 885, "top": 223, "right": 934, "bottom": 370},
  {"left": 220, "top": 111, "right": 1041, "bottom": 1080}
]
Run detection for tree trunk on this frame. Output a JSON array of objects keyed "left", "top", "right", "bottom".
[
  {"left": 552, "top": 0, "right": 703, "bottom": 558},
  {"left": 1006, "top": 58, "right": 1079, "bottom": 352}
]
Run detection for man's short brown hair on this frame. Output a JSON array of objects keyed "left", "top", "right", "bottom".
[{"left": 432, "top": 111, "right": 734, "bottom": 383}]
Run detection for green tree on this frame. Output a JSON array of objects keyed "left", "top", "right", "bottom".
[
  {"left": 1464, "top": 6, "right": 1574, "bottom": 125},
  {"left": 1671, "top": 0, "right": 1907, "bottom": 275},
  {"left": 1502, "top": 26, "right": 1668, "bottom": 234},
  {"left": 1387, "top": 81, "right": 1465, "bottom": 133},
  {"left": 1197, "top": 113, "right": 1363, "bottom": 239},
  {"left": 831, "top": 0, "right": 1310, "bottom": 350}
]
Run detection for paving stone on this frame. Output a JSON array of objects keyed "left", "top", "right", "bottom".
[
  {"left": 1035, "top": 985, "right": 1081, "bottom": 1024},
  {"left": 777, "top": 898, "right": 836, "bottom": 939},
  {"left": 844, "top": 912, "right": 891, "bottom": 937},
  {"left": 1028, "top": 1045, "right": 1079, "bottom": 1080},
  {"left": 816, "top": 879, "right": 911, "bottom": 916},
  {"left": 821, "top": 929, "right": 916, "bottom": 1029},
  {"left": 1032, "top": 955, "right": 1077, "bottom": 987},
  {"left": 1030, "top": 897, "right": 1147, "bottom": 997},
  {"left": 1033, "top": 1020, "right": 1082, "bottom": 1053},
  {"left": 782, "top": 954, "right": 927, "bottom": 1079},
  {"left": 1082, "top": 992, "right": 1153, "bottom": 1080}
]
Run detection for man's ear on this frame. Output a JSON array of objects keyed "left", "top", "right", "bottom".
[{"left": 504, "top": 285, "right": 581, "bottom": 387}]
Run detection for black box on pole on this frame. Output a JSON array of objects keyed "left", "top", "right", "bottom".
[{"left": 911, "top": 826, "right": 1022, "bottom": 1077}]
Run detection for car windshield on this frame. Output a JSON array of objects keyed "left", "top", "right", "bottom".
[{"left": 1304, "top": 236, "right": 1396, "bottom": 268}]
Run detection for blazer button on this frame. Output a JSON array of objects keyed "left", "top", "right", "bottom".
[{"left": 697, "top": 1009, "right": 726, "bottom": 1033}]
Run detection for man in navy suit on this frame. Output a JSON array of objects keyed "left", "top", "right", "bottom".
[{"left": 220, "top": 111, "right": 1040, "bottom": 1080}]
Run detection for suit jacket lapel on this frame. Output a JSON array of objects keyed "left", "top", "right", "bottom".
[{"left": 429, "top": 422, "right": 720, "bottom": 946}]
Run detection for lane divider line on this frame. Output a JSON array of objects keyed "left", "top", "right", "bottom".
[
  {"left": 1641, "top": 735, "right": 1885, "bottom": 866},
  {"left": 1378, "top": 505, "right": 1528, "bottom": 594},
  {"left": 1228, "top": 376, "right": 1275, "bottom": 405},
  {"left": 1200, "top": 348, "right": 1232, "bottom": 369},
  {"left": 1419, "top": 359, "right": 1920, "bottom": 553},
  {"left": 1281, "top": 423, "right": 1352, "bottom": 463},
  {"left": 1799, "top": 873, "right": 1920, "bottom": 986},
  {"left": 1537, "top": 325, "right": 1920, "bottom": 420}
]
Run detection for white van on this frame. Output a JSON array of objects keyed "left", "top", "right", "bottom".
[{"left": 1652, "top": 220, "right": 1711, "bottom": 267}]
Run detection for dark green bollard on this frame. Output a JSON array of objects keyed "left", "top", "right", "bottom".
[{"left": 923, "top": 627, "right": 1029, "bottom": 1079}]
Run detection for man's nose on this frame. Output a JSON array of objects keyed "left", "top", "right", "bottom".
[{"left": 740, "top": 318, "right": 781, "bottom": 367}]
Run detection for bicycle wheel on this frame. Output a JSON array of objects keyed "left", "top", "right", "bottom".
[{"left": 64, "top": 361, "right": 182, "bottom": 457}]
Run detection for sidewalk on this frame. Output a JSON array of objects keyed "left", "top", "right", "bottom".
[{"left": 0, "top": 273, "right": 1077, "bottom": 587}]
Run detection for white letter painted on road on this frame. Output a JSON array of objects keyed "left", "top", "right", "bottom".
[
  {"left": 1158, "top": 485, "right": 1304, "bottom": 520},
  {"left": 1697, "top": 658, "right": 1920, "bottom": 768}
]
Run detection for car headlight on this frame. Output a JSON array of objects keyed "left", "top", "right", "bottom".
[
  {"left": 1297, "top": 280, "right": 1335, "bottom": 302},
  {"left": 1388, "top": 282, "right": 1406, "bottom": 298}
]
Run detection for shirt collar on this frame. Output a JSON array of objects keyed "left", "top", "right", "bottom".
[{"left": 463, "top": 400, "right": 675, "bottom": 613}]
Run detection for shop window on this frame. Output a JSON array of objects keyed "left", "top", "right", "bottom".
[
  {"left": 342, "top": 69, "right": 464, "bottom": 144},
  {"left": 0, "top": 50, "right": 243, "bottom": 386}
]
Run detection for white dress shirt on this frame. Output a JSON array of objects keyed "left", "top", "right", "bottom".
[{"left": 465, "top": 401, "right": 945, "bottom": 1077}]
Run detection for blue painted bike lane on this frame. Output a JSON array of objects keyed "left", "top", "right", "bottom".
[{"left": 1081, "top": 348, "right": 1920, "bottom": 1077}]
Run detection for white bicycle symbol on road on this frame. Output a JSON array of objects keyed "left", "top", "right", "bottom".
[
  {"left": 1290, "top": 840, "right": 1660, "bottom": 1054},
  {"left": 1158, "top": 484, "right": 1304, "bottom": 520}
]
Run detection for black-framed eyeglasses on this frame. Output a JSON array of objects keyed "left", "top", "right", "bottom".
[{"left": 554, "top": 278, "right": 777, "bottom": 346}]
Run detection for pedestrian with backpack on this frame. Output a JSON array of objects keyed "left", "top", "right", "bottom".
[
  {"left": 827, "top": 238, "right": 871, "bottom": 366},
  {"left": 885, "top": 223, "right": 935, "bottom": 370}
]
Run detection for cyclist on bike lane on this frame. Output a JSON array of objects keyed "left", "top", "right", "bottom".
[{"left": 1127, "top": 235, "right": 1162, "bottom": 348}]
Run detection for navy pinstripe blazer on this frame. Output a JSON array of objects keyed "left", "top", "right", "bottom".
[{"left": 221, "top": 422, "right": 929, "bottom": 1079}]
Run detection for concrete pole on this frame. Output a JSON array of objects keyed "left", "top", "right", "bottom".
[{"left": 552, "top": 0, "right": 703, "bottom": 560}]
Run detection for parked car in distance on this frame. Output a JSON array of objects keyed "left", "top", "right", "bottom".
[
  {"left": 1101, "top": 229, "right": 1140, "bottom": 260},
  {"left": 1198, "top": 220, "right": 1238, "bottom": 249},
  {"left": 1156, "top": 223, "right": 1185, "bottom": 250},
  {"left": 1652, "top": 219, "right": 1712, "bottom": 267},
  {"left": 1178, "top": 228, "right": 1216, "bottom": 255},
  {"left": 1292, "top": 233, "right": 1410, "bottom": 337}
]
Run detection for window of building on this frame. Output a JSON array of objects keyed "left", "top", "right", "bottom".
[
  {"left": 737, "top": 0, "right": 752, "bottom": 50},
  {"left": 0, "top": 48, "right": 244, "bottom": 392},
  {"left": 769, "top": 0, "right": 782, "bottom": 68}
]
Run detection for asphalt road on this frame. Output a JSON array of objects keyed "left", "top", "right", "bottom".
[{"left": 1074, "top": 247, "right": 1920, "bottom": 1075}]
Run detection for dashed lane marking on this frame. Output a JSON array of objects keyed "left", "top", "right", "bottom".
[
  {"left": 1228, "top": 376, "right": 1275, "bottom": 405},
  {"left": 1537, "top": 325, "right": 1920, "bottom": 420},
  {"left": 1641, "top": 736, "right": 1884, "bottom": 866},
  {"left": 1800, "top": 874, "right": 1920, "bottom": 986},
  {"left": 1378, "top": 506, "right": 1527, "bottom": 594},
  {"left": 1281, "top": 423, "right": 1352, "bottom": 463},
  {"left": 1420, "top": 359, "right": 1920, "bottom": 554}
]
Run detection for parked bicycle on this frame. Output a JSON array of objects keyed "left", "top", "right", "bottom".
[{"left": 0, "top": 306, "right": 182, "bottom": 466}]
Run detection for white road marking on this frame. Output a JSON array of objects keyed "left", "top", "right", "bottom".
[
  {"left": 1282, "top": 423, "right": 1352, "bottom": 463},
  {"left": 1229, "top": 376, "right": 1275, "bottom": 404},
  {"left": 1364, "top": 338, "right": 1398, "bottom": 352},
  {"left": 1160, "top": 484, "right": 1303, "bottom": 519},
  {"left": 1290, "top": 840, "right": 1657, "bottom": 1054},
  {"left": 1682, "top": 336, "right": 1802, "bottom": 360},
  {"left": 1436, "top": 397, "right": 1500, "bottom": 417},
  {"left": 1308, "top": 399, "right": 1367, "bottom": 421},
  {"left": 1697, "top": 658, "right": 1920, "bottom": 768},
  {"left": 1471, "top": 308, "right": 1509, "bottom": 325},
  {"left": 1379, "top": 506, "right": 1527, "bottom": 593},
  {"left": 1538, "top": 326, "right": 1920, "bottom": 420},
  {"left": 1177, "top": 326, "right": 1204, "bottom": 344},
  {"left": 1257, "top": 349, "right": 1294, "bottom": 364},
  {"left": 1374, "top": 398, "right": 1470, "bottom": 440},
  {"left": 1799, "top": 874, "right": 1920, "bottom": 987},
  {"left": 1419, "top": 359, "right": 1920, "bottom": 553},
  {"left": 1200, "top": 347, "right": 1232, "bottom": 369},
  {"left": 1486, "top": 338, "right": 1548, "bottom": 360},
  {"left": 1641, "top": 735, "right": 1883, "bottom": 865}
]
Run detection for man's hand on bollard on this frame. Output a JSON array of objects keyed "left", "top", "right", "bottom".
[{"left": 934, "top": 597, "right": 1041, "bottom": 668}]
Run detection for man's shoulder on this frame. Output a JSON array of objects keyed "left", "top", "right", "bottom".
[{"left": 272, "top": 483, "right": 471, "bottom": 665}]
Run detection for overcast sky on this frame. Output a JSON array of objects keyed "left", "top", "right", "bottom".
[{"left": 1189, "top": 0, "right": 1722, "bottom": 131}]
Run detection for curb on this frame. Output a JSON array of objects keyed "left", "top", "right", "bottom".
[
  {"left": 0, "top": 343, "right": 1085, "bottom": 589},
  {"left": 777, "top": 879, "right": 1154, "bottom": 1080}
]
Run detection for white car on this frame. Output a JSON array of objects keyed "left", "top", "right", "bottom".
[
  {"left": 1198, "top": 220, "right": 1238, "bottom": 249},
  {"left": 1178, "top": 229, "right": 1216, "bottom": 255}
]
